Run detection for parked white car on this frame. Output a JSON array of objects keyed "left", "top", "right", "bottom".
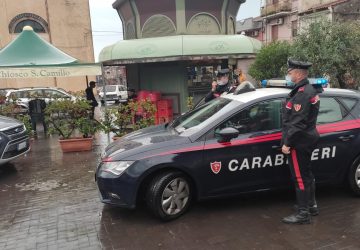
[
  {"left": 99, "top": 85, "right": 128, "bottom": 104},
  {"left": 6, "top": 87, "right": 76, "bottom": 108}
]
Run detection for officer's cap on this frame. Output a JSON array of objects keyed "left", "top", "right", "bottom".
[
  {"left": 287, "top": 59, "right": 312, "bottom": 70},
  {"left": 216, "top": 68, "right": 230, "bottom": 77}
]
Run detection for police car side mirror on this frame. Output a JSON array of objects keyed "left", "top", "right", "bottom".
[{"left": 216, "top": 127, "right": 239, "bottom": 143}]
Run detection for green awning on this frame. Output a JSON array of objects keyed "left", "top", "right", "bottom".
[
  {"left": 99, "top": 35, "right": 262, "bottom": 64},
  {"left": 0, "top": 26, "right": 101, "bottom": 78}
]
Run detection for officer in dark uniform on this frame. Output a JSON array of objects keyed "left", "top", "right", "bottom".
[
  {"left": 204, "top": 69, "right": 230, "bottom": 102},
  {"left": 281, "top": 59, "right": 323, "bottom": 224}
]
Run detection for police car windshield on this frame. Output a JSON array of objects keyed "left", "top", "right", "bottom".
[{"left": 171, "top": 98, "right": 232, "bottom": 133}]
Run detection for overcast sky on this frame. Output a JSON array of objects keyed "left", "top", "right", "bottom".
[{"left": 89, "top": 0, "right": 261, "bottom": 61}]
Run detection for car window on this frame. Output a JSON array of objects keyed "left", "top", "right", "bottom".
[
  {"left": 171, "top": 98, "right": 232, "bottom": 133},
  {"left": 317, "top": 97, "right": 343, "bottom": 124},
  {"left": 105, "top": 85, "right": 116, "bottom": 92},
  {"left": 339, "top": 97, "right": 357, "bottom": 111},
  {"left": 44, "top": 89, "right": 68, "bottom": 99},
  {"left": 28, "top": 90, "right": 44, "bottom": 98},
  {"left": 11, "top": 90, "right": 28, "bottom": 99},
  {"left": 119, "top": 86, "right": 126, "bottom": 91},
  {"left": 215, "top": 99, "right": 283, "bottom": 135}
]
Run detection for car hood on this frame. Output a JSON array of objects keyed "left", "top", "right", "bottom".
[
  {"left": 104, "top": 124, "right": 189, "bottom": 160},
  {"left": 0, "top": 115, "right": 22, "bottom": 131}
]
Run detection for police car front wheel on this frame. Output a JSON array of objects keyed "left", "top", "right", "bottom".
[
  {"left": 348, "top": 160, "right": 360, "bottom": 196},
  {"left": 146, "top": 171, "right": 192, "bottom": 221}
]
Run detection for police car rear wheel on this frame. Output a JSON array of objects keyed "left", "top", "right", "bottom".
[
  {"left": 349, "top": 161, "right": 360, "bottom": 196},
  {"left": 146, "top": 171, "right": 192, "bottom": 221}
]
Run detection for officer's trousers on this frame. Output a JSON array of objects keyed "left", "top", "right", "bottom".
[{"left": 287, "top": 146, "right": 316, "bottom": 212}]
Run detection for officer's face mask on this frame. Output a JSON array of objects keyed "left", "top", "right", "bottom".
[
  {"left": 218, "top": 76, "right": 229, "bottom": 85},
  {"left": 285, "top": 74, "right": 295, "bottom": 87}
]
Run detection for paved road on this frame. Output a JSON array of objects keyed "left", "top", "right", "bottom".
[{"left": 0, "top": 135, "right": 360, "bottom": 250}]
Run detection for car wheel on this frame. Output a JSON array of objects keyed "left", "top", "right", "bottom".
[
  {"left": 115, "top": 99, "right": 120, "bottom": 104},
  {"left": 146, "top": 171, "right": 192, "bottom": 221},
  {"left": 348, "top": 159, "right": 360, "bottom": 196},
  {"left": 101, "top": 100, "right": 105, "bottom": 104}
]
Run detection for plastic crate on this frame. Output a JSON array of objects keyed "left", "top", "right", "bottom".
[
  {"left": 147, "top": 91, "right": 161, "bottom": 102},
  {"left": 157, "top": 108, "right": 173, "bottom": 117},
  {"left": 157, "top": 99, "right": 172, "bottom": 109}
]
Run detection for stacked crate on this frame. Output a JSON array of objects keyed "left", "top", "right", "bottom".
[
  {"left": 136, "top": 91, "right": 160, "bottom": 114},
  {"left": 156, "top": 99, "right": 173, "bottom": 124},
  {"left": 136, "top": 91, "right": 174, "bottom": 124}
]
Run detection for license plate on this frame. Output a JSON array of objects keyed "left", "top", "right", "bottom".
[{"left": 17, "top": 142, "right": 27, "bottom": 151}]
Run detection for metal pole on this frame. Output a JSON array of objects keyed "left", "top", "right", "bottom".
[
  {"left": 101, "top": 64, "right": 110, "bottom": 142},
  {"left": 101, "top": 64, "right": 107, "bottom": 108}
]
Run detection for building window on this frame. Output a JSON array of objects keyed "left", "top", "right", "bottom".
[
  {"left": 271, "top": 25, "right": 278, "bottom": 41},
  {"left": 9, "top": 13, "right": 48, "bottom": 33},
  {"left": 291, "top": 20, "right": 298, "bottom": 37},
  {"left": 14, "top": 20, "right": 46, "bottom": 33}
]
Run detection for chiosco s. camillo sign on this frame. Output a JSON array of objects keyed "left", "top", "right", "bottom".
[{"left": 0, "top": 66, "right": 101, "bottom": 79}]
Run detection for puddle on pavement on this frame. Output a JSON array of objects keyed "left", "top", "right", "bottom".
[{"left": 15, "top": 180, "right": 67, "bottom": 191}]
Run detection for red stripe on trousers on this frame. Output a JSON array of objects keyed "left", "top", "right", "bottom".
[{"left": 291, "top": 150, "right": 305, "bottom": 191}]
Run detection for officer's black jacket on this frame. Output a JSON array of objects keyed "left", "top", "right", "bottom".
[
  {"left": 204, "top": 83, "right": 230, "bottom": 103},
  {"left": 282, "top": 79, "right": 323, "bottom": 148}
]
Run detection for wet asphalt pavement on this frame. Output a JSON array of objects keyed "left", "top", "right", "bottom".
[{"left": 0, "top": 133, "right": 360, "bottom": 250}]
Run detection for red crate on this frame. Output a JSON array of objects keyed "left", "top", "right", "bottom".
[
  {"left": 157, "top": 99, "right": 172, "bottom": 109},
  {"left": 147, "top": 91, "right": 161, "bottom": 102},
  {"left": 137, "top": 90, "right": 151, "bottom": 101},
  {"left": 157, "top": 108, "right": 173, "bottom": 117}
]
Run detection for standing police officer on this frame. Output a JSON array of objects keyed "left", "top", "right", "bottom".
[
  {"left": 282, "top": 59, "right": 323, "bottom": 224},
  {"left": 204, "top": 69, "right": 230, "bottom": 103}
]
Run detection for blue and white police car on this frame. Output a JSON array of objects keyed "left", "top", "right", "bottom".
[{"left": 96, "top": 79, "right": 360, "bottom": 220}]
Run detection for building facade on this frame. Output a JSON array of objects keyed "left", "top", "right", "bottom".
[
  {"left": 0, "top": 0, "right": 95, "bottom": 91},
  {"left": 237, "top": 0, "right": 360, "bottom": 44}
]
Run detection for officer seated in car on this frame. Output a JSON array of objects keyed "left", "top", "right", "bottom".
[{"left": 204, "top": 69, "right": 230, "bottom": 103}]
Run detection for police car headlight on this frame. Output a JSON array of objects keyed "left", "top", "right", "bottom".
[{"left": 100, "top": 161, "right": 134, "bottom": 176}]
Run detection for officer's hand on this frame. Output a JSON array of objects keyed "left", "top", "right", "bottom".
[
  {"left": 211, "top": 81, "right": 217, "bottom": 92},
  {"left": 282, "top": 145, "right": 291, "bottom": 155}
]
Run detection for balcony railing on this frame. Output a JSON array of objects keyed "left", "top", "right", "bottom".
[{"left": 261, "top": 0, "right": 292, "bottom": 17}]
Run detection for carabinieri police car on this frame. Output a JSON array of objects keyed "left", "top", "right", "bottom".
[{"left": 96, "top": 79, "right": 360, "bottom": 220}]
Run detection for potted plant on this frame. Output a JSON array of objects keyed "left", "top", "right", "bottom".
[
  {"left": 45, "top": 98, "right": 97, "bottom": 152},
  {"left": 134, "top": 99, "right": 157, "bottom": 130},
  {"left": 100, "top": 100, "right": 156, "bottom": 141},
  {"left": 101, "top": 101, "right": 138, "bottom": 140}
]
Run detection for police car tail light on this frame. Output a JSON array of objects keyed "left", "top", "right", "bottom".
[
  {"left": 262, "top": 78, "right": 329, "bottom": 88},
  {"left": 100, "top": 161, "right": 134, "bottom": 176}
]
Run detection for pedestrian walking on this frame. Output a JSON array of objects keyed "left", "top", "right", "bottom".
[
  {"left": 281, "top": 59, "right": 323, "bottom": 224},
  {"left": 28, "top": 95, "right": 47, "bottom": 136},
  {"left": 204, "top": 69, "right": 230, "bottom": 103},
  {"left": 86, "top": 81, "right": 98, "bottom": 119}
]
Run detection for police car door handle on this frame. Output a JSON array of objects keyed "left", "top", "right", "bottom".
[
  {"left": 338, "top": 135, "right": 355, "bottom": 141},
  {"left": 272, "top": 145, "right": 282, "bottom": 150}
]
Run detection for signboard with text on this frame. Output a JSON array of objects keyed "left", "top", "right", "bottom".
[{"left": 0, "top": 65, "right": 101, "bottom": 79}]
